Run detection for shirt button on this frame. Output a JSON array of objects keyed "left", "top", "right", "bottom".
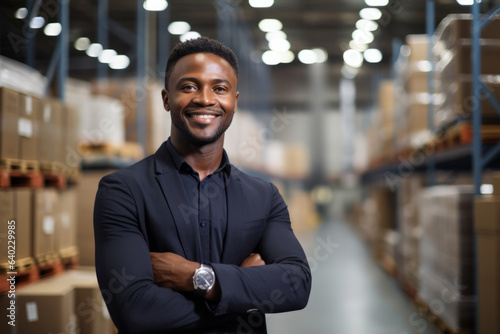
[
  {"left": 200, "top": 221, "right": 206, "bottom": 227},
  {"left": 201, "top": 182, "right": 206, "bottom": 189}
]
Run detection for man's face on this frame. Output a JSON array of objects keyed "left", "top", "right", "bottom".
[{"left": 162, "top": 52, "right": 239, "bottom": 146}]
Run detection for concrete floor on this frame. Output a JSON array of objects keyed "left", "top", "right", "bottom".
[{"left": 266, "top": 221, "right": 438, "bottom": 334}]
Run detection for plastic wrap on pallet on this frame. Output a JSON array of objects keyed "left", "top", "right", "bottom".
[
  {"left": 0, "top": 56, "right": 47, "bottom": 97},
  {"left": 418, "top": 185, "right": 476, "bottom": 331}
]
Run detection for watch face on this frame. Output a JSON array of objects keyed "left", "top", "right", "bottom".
[{"left": 195, "top": 269, "right": 214, "bottom": 290}]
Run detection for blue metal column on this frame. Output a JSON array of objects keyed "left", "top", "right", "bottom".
[
  {"left": 98, "top": 0, "right": 109, "bottom": 84},
  {"left": 25, "top": 0, "right": 42, "bottom": 68},
  {"left": 157, "top": 6, "right": 170, "bottom": 82},
  {"left": 137, "top": 0, "right": 147, "bottom": 150},
  {"left": 472, "top": 1, "right": 482, "bottom": 196},
  {"left": 426, "top": 0, "right": 436, "bottom": 187},
  {"left": 58, "top": 0, "right": 69, "bottom": 101}
]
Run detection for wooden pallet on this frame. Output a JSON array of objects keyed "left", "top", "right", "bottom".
[
  {"left": 0, "top": 170, "right": 44, "bottom": 188},
  {"left": 37, "top": 257, "right": 64, "bottom": 279},
  {"left": 42, "top": 171, "right": 67, "bottom": 189},
  {"left": 433, "top": 122, "right": 500, "bottom": 152},
  {"left": 0, "top": 158, "right": 39, "bottom": 172},
  {"left": 412, "top": 297, "right": 474, "bottom": 334},
  {"left": 0, "top": 257, "right": 40, "bottom": 294},
  {"left": 59, "top": 247, "right": 79, "bottom": 270}
]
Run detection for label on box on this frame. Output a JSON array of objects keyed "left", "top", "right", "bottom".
[
  {"left": 26, "top": 96, "right": 33, "bottom": 115},
  {"left": 61, "top": 212, "right": 70, "bottom": 228},
  {"left": 43, "top": 215, "right": 55, "bottom": 235},
  {"left": 44, "top": 105, "right": 51, "bottom": 122},
  {"left": 26, "top": 302, "right": 39, "bottom": 322},
  {"left": 18, "top": 118, "right": 33, "bottom": 138}
]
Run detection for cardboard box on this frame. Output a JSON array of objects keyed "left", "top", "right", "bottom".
[
  {"left": 2, "top": 274, "right": 76, "bottom": 334},
  {"left": 0, "top": 87, "right": 20, "bottom": 160},
  {"left": 39, "top": 98, "right": 64, "bottom": 164},
  {"left": 408, "top": 102, "right": 429, "bottom": 134},
  {"left": 64, "top": 104, "right": 81, "bottom": 169},
  {"left": 18, "top": 94, "right": 38, "bottom": 161},
  {"left": 477, "top": 233, "right": 500, "bottom": 334},
  {"left": 475, "top": 197, "right": 500, "bottom": 233},
  {"left": 406, "top": 69, "right": 429, "bottom": 95},
  {"left": 32, "top": 189, "right": 59, "bottom": 259},
  {"left": 378, "top": 80, "right": 395, "bottom": 123},
  {"left": 0, "top": 189, "right": 32, "bottom": 263},
  {"left": 406, "top": 34, "right": 429, "bottom": 63},
  {"left": 56, "top": 189, "right": 78, "bottom": 256}
]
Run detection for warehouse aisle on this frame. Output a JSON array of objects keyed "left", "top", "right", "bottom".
[{"left": 266, "top": 220, "right": 438, "bottom": 334}]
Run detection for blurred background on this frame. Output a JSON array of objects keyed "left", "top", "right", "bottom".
[{"left": 1, "top": 0, "right": 500, "bottom": 333}]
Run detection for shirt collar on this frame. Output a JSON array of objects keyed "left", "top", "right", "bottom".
[{"left": 165, "top": 138, "right": 231, "bottom": 176}]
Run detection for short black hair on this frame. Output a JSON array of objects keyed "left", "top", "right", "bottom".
[{"left": 164, "top": 37, "right": 239, "bottom": 89}]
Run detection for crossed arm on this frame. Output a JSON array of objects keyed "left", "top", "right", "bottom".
[{"left": 149, "top": 252, "right": 265, "bottom": 301}]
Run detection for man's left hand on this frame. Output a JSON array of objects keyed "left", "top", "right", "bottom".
[{"left": 150, "top": 252, "right": 200, "bottom": 291}]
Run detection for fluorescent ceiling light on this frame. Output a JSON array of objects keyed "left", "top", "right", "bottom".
[
  {"left": 262, "top": 50, "right": 281, "bottom": 65},
  {"left": 269, "top": 39, "right": 290, "bottom": 52},
  {"left": 365, "top": 0, "right": 389, "bottom": 6},
  {"left": 364, "top": 48, "right": 383, "bottom": 63},
  {"left": 258, "top": 19, "right": 283, "bottom": 32},
  {"left": 457, "top": 0, "right": 481, "bottom": 5},
  {"left": 298, "top": 49, "right": 317, "bottom": 64},
  {"left": 356, "top": 19, "right": 378, "bottom": 32},
  {"left": 349, "top": 40, "right": 369, "bottom": 52},
  {"left": 86, "top": 43, "right": 103, "bottom": 57},
  {"left": 168, "top": 21, "right": 191, "bottom": 35},
  {"left": 343, "top": 49, "right": 363, "bottom": 68},
  {"left": 180, "top": 31, "right": 201, "bottom": 42},
  {"left": 481, "top": 184, "right": 493, "bottom": 195},
  {"left": 44, "top": 23, "right": 62, "bottom": 36},
  {"left": 98, "top": 49, "right": 117, "bottom": 63},
  {"left": 143, "top": 0, "right": 168, "bottom": 11},
  {"left": 109, "top": 55, "right": 130, "bottom": 70},
  {"left": 29, "top": 16, "right": 45, "bottom": 29},
  {"left": 360, "top": 8, "right": 382, "bottom": 20},
  {"left": 280, "top": 51, "right": 295, "bottom": 64},
  {"left": 352, "top": 29, "right": 374, "bottom": 44},
  {"left": 15, "top": 8, "right": 28, "bottom": 19},
  {"left": 74, "top": 37, "right": 91, "bottom": 51},
  {"left": 265, "top": 31, "right": 287, "bottom": 41},
  {"left": 249, "top": 0, "right": 274, "bottom": 8},
  {"left": 313, "top": 48, "right": 328, "bottom": 63}
]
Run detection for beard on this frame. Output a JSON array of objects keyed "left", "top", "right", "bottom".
[{"left": 170, "top": 110, "right": 232, "bottom": 147}]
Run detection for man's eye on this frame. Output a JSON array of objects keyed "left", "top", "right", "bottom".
[
  {"left": 183, "top": 84, "right": 196, "bottom": 90},
  {"left": 214, "top": 86, "right": 227, "bottom": 93}
]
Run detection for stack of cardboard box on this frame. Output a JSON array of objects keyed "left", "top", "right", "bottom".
[
  {"left": 474, "top": 173, "right": 500, "bottom": 334},
  {"left": 419, "top": 185, "right": 476, "bottom": 332},
  {"left": 434, "top": 14, "right": 500, "bottom": 129}
]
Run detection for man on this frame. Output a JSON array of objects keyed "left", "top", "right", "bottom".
[{"left": 94, "top": 37, "right": 311, "bottom": 334}]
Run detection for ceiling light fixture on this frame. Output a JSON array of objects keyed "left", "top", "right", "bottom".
[
  {"left": 29, "top": 16, "right": 46, "bottom": 29},
  {"left": 74, "top": 37, "right": 91, "bottom": 51},
  {"left": 262, "top": 50, "right": 281, "bottom": 65},
  {"left": 343, "top": 49, "right": 364, "bottom": 68},
  {"left": 143, "top": 0, "right": 168, "bottom": 11},
  {"left": 364, "top": 48, "right": 383, "bottom": 63},
  {"left": 265, "top": 31, "right": 287, "bottom": 41},
  {"left": 280, "top": 51, "right": 295, "bottom": 64},
  {"left": 168, "top": 21, "right": 191, "bottom": 35},
  {"left": 269, "top": 39, "right": 291, "bottom": 52},
  {"left": 313, "top": 48, "right": 328, "bottom": 63},
  {"left": 349, "top": 40, "right": 369, "bottom": 52},
  {"left": 86, "top": 43, "right": 103, "bottom": 57},
  {"left": 356, "top": 19, "right": 378, "bottom": 32},
  {"left": 364, "top": 0, "right": 389, "bottom": 6},
  {"left": 249, "top": 0, "right": 274, "bottom": 8},
  {"left": 360, "top": 8, "right": 382, "bottom": 20},
  {"left": 456, "top": 0, "right": 481, "bottom": 5},
  {"left": 15, "top": 8, "right": 28, "bottom": 19},
  {"left": 180, "top": 31, "right": 201, "bottom": 42},
  {"left": 98, "top": 49, "right": 118, "bottom": 63},
  {"left": 109, "top": 55, "right": 131, "bottom": 70},
  {"left": 258, "top": 19, "right": 283, "bottom": 32},
  {"left": 352, "top": 29, "right": 374, "bottom": 44},
  {"left": 298, "top": 49, "right": 317, "bottom": 64},
  {"left": 44, "top": 23, "right": 62, "bottom": 36}
]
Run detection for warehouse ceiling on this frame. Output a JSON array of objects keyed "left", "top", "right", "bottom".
[{"left": 1, "top": 0, "right": 500, "bottom": 108}]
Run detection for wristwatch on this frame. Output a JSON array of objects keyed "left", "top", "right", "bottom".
[{"left": 193, "top": 264, "right": 215, "bottom": 297}]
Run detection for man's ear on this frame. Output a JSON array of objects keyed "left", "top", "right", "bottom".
[
  {"left": 234, "top": 91, "right": 239, "bottom": 113},
  {"left": 161, "top": 89, "right": 170, "bottom": 111}
]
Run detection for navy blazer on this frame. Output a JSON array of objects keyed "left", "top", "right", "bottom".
[{"left": 94, "top": 141, "right": 312, "bottom": 334}]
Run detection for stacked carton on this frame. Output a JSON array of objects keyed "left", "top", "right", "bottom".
[
  {"left": 474, "top": 173, "right": 500, "bottom": 334},
  {"left": 434, "top": 14, "right": 500, "bottom": 129},
  {"left": 377, "top": 80, "right": 396, "bottom": 162},
  {"left": 419, "top": 185, "right": 476, "bottom": 332}
]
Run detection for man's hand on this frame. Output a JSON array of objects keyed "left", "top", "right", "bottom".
[
  {"left": 240, "top": 253, "right": 265, "bottom": 267},
  {"left": 150, "top": 252, "right": 200, "bottom": 291}
]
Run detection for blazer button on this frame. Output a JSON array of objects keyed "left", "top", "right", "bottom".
[{"left": 200, "top": 221, "right": 207, "bottom": 227}]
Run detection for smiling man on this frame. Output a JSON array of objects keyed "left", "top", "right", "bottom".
[{"left": 94, "top": 37, "right": 311, "bottom": 334}]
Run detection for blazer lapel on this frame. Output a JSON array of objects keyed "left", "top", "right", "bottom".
[
  {"left": 221, "top": 168, "right": 245, "bottom": 264},
  {"left": 154, "top": 144, "right": 203, "bottom": 262}
]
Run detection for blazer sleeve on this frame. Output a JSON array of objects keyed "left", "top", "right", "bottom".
[
  {"left": 93, "top": 173, "right": 235, "bottom": 334},
  {"left": 209, "top": 183, "right": 312, "bottom": 316}
]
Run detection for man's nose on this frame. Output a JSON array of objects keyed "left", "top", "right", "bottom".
[{"left": 193, "top": 87, "right": 216, "bottom": 106}]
